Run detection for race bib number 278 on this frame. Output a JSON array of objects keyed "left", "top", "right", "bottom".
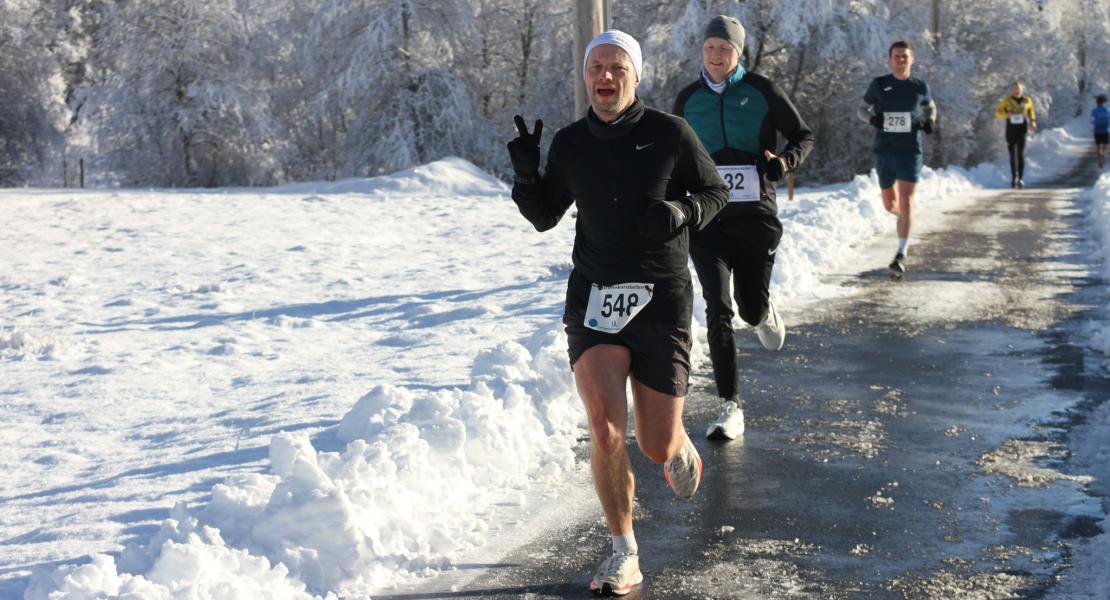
[
  {"left": 585, "top": 283, "right": 653, "bottom": 333},
  {"left": 883, "top": 112, "right": 912, "bottom": 133}
]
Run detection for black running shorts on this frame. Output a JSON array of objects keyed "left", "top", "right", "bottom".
[
  {"left": 1096, "top": 132, "right": 1109, "bottom": 145},
  {"left": 562, "top": 269, "right": 693, "bottom": 397}
]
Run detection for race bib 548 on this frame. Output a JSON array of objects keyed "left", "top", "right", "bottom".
[{"left": 585, "top": 283, "right": 653, "bottom": 333}]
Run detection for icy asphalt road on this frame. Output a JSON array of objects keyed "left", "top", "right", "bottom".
[{"left": 387, "top": 156, "right": 1109, "bottom": 599}]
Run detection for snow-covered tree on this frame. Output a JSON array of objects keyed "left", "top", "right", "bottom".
[
  {"left": 291, "top": 0, "right": 504, "bottom": 179},
  {"left": 0, "top": 1, "right": 69, "bottom": 186},
  {"left": 73, "top": 0, "right": 287, "bottom": 186},
  {"left": 2, "top": 0, "right": 1107, "bottom": 188}
]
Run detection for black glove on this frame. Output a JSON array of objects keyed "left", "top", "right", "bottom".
[
  {"left": 765, "top": 156, "right": 786, "bottom": 182},
  {"left": 507, "top": 115, "right": 543, "bottom": 182},
  {"left": 638, "top": 198, "right": 700, "bottom": 243},
  {"left": 869, "top": 114, "right": 884, "bottom": 129},
  {"left": 922, "top": 118, "right": 935, "bottom": 134}
]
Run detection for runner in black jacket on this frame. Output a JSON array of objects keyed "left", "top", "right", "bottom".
[
  {"left": 507, "top": 30, "right": 728, "bottom": 596},
  {"left": 672, "top": 15, "right": 814, "bottom": 441}
]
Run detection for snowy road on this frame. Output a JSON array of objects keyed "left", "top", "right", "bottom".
[{"left": 401, "top": 158, "right": 1110, "bottom": 598}]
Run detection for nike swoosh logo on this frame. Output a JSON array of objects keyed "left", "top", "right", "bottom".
[
  {"left": 740, "top": 97, "right": 749, "bottom": 105},
  {"left": 636, "top": 143, "right": 654, "bottom": 151},
  {"left": 883, "top": 86, "right": 893, "bottom": 91},
  {"left": 768, "top": 247, "right": 777, "bottom": 256}
]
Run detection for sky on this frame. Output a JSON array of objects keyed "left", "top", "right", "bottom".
[{"left": 2, "top": 121, "right": 1108, "bottom": 599}]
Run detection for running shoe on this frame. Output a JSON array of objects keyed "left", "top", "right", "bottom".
[
  {"left": 589, "top": 552, "right": 642, "bottom": 596},
  {"left": 706, "top": 399, "right": 745, "bottom": 440},
  {"left": 888, "top": 252, "right": 906, "bottom": 278},
  {"left": 1017, "top": 179, "right": 1025, "bottom": 189},
  {"left": 663, "top": 434, "right": 703, "bottom": 498},
  {"left": 756, "top": 300, "right": 786, "bottom": 351}
]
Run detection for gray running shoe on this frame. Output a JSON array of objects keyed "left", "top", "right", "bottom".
[
  {"left": 706, "top": 400, "right": 745, "bottom": 440},
  {"left": 589, "top": 552, "right": 642, "bottom": 596},
  {"left": 756, "top": 300, "right": 786, "bottom": 351},
  {"left": 663, "top": 434, "right": 703, "bottom": 498}
]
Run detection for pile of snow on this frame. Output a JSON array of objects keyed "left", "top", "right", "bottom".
[
  {"left": 270, "top": 156, "right": 506, "bottom": 197},
  {"left": 0, "top": 325, "right": 71, "bottom": 358},
  {"left": 26, "top": 322, "right": 581, "bottom": 599},
  {"left": 1085, "top": 172, "right": 1110, "bottom": 367}
]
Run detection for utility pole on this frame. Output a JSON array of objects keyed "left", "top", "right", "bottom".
[
  {"left": 573, "top": 0, "right": 608, "bottom": 120},
  {"left": 930, "top": 0, "right": 943, "bottom": 169},
  {"left": 931, "top": 0, "right": 941, "bottom": 46}
]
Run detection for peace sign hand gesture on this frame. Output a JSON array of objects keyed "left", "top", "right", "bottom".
[{"left": 507, "top": 115, "right": 544, "bottom": 181}]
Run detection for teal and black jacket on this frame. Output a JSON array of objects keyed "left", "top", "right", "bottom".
[{"left": 673, "top": 67, "right": 814, "bottom": 218}]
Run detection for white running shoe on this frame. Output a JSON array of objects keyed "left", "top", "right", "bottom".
[
  {"left": 663, "top": 434, "right": 703, "bottom": 499},
  {"left": 589, "top": 552, "right": 643, "bottom": 596},
  {"left": 756, "top": 300, "right": 786, "bottom": 351},
  {"left": 706, "top": 400, "right": 745, "bottom": 440}
]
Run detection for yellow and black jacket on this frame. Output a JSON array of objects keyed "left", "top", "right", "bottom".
[{"left": 995, "top": 95, "right": 1036, "bottom": 137}]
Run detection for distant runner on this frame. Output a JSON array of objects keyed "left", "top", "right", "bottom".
[
  {"left": 672, "top": 15, "right": 814, "bottom": 440},
  {"left": 507, "top": 30, "right": 728, "bottom": 596},
  {"left": 858, "top": 40, "right": 937, "bottom": 278},
  {"left": 994, "top": 81, "right": 1037, "bottom": 188},
  {"left": 1094, "top": 95, "right": 1109, "bottom": 170}
]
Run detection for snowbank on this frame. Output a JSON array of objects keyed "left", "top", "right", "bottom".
[{"left": 1085, "top": 172, "right": 1110, "bottom": 368}]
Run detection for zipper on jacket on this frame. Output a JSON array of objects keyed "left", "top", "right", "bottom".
[{"left": 718, "top": 93, "right": 729, "bottom": 149}]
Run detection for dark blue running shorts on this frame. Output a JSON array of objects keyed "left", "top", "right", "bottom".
[{"left": 875, "top": 153, "right": 924, "bottom": 188}]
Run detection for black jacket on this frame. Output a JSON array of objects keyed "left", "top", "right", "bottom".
[{"left": 512, "top": 98, "right": 729, "bottom": 285}]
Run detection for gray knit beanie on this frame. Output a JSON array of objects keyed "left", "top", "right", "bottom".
[{"left": 704, "top": 15, "right": 746, "bottom": 56}]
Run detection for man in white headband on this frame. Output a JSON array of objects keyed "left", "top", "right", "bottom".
[{"left": 506, "top": 29, "right": 729, "bottom": 595}]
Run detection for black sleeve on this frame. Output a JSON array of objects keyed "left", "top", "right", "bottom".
[
  {"left": 675, "top": 122, "right": 728, "bottom": 230},
  {"left": 672, "top": 81, "right": 698, "bottom": 117},
  {"left": 510, "top": 131, "right": 575, "bottom": 232},
  {"left": 767, "top": 80, "right": 815, "bottom": 173}
]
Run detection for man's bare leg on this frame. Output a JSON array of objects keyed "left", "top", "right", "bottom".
[
  {"left": 574, "top": 344, "right": 634, "bottom": 535},
  {"left": 629, "top": 378, "right": 686, "bottom": 465},
  {"left": 895, "top": 180, "right": 916, "bottom": 241},
  {"left": 881, "top": 186, "right": 900, "bottom": 216}
]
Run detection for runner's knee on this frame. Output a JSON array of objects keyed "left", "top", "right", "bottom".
[{"left": 589, "top": 418, "right": 627, "bottom": 456}]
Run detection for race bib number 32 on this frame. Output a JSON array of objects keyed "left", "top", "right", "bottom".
[
  {"left": 585, "top": 283, "right": 653, "bottom": 333},
  {"left": 883, "top": 112, "right": 912, "bottom": 133},
  {"left": 717, "top": 165, "right": 760, "bottom": 203}
]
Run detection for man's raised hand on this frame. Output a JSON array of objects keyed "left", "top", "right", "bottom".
[{"left": 507, "top": 115, "right": 543, "bottom": 181}]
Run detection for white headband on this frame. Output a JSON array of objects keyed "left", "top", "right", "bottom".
[{"left": 582, "top": 30, "right": 643, "bottom": 80}]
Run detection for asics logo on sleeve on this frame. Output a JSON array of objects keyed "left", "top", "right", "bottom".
[{"left": 635, "top": 143, "right": 654, "bottom": 151}]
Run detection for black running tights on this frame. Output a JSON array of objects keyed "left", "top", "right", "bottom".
[{"left": 1007, "top": 135, "right": 1026, "bottom": 181}]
